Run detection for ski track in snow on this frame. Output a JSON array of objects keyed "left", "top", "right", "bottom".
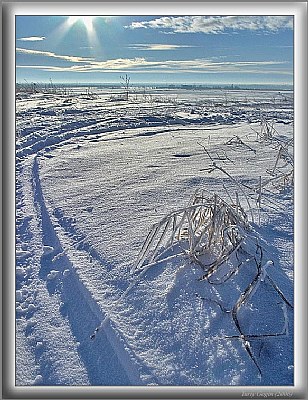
[
  {"left": 15, "top": 88, "right": 294, "bottom": 386},
  {"left": 32, "top": 154, "right": 142, "bottom": 385}
]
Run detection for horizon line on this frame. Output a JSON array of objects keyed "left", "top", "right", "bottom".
[{"left": 16, "top": 81, "right": 293, "bottom": 86}]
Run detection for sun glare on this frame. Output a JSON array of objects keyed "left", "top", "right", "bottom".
[
  {"left": 49, "top": 16, "right": 104, "bottom": 57},
  {"left": 68, "top": 16, "right": 95, "bottom": 31}
]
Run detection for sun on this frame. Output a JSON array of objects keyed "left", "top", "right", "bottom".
[
  {"left": 65, "top": 15, "right": 103, "bottom": 55},
  {"left": 68, "top": 16, "right": 95, "bottom": 31}
]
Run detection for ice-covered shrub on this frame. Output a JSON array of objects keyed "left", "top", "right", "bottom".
[{"left": 132, "top": 191, "right": 249, "bottom": 275}]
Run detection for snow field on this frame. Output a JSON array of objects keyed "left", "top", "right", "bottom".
[{"left": 15, "top": 88, "right": 294, "bottom": 386}]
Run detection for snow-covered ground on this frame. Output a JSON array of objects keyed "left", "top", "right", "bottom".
[{"left": 15, "top": 87, "right": 294, "bottom": 386}]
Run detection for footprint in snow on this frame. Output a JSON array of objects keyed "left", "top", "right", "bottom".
[
  {"left": 47, "top": 270, "right": 59, "bottom": 280},
  {"left": 43, "top": 245, "right": 54, "bottom": 256},
  {"left": 63, "top": 269, "right": 70, "bottom": 277},
  {"left": 33, "top": 375, "right": 43, "bottom": 385}
]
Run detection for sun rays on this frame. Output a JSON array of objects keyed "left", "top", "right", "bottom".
[
  {"left": 47, "top": 16, "right": 103, "bottom": 58},
  {"left": 68, "top": 16, "right": 95, "bottom": 32}
]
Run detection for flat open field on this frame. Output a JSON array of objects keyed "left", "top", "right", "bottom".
[{"left": 15, "top": 87, "right": 294, "bottom": 386}]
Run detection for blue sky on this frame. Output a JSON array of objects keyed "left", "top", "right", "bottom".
[{"left": 16, "top": 15, "right": 293, "bottom": 85}]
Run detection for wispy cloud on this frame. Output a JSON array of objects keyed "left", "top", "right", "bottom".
[
  {"left": 127, "top": 16, "right": 293, "bottom": 34},
  {"left": 17, "top": 64, "right": 293, "bottom": 76},
  {"left": 128, "top": 43, "right": 197, "bottom": 51},
  {"left": 16, "top": 51, "right": 292, "bottom": 76},
  {"left": 17, "top": 36, "right": 46, "bottom": 41},
  {"left": 16, "top": 45, "right": 292, "bottom": 76},
  {"left": 16, "top": 47, "right": 94, "bottom": 63}
]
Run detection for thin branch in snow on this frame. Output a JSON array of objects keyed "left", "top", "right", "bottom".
[{"left": 197, "top": 141, "right": 214, "bottom": 162}]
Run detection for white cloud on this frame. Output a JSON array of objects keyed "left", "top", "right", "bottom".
[
  {"left": 16, "top": 45, "right": 292, "bottom": 76},
  {"left": 128, "top": 16, "right": 293, "bottom": 34},
  {"left": 16, "top": 47, "right": 94, "bottom": 63},
  {"left": 128, "top": 43, "right": 197, "bottom": 51},
  {"left": 17, "top": 36, "right": 46, "bottom": 41},
  {"left": 16, "top": 64, "right": 293, "bottom": 76},
  {"left": 16, "top": 55, "right": 292, "bottom": 76}
]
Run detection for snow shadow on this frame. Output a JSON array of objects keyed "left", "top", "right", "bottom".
[{"left": 31, "top": 156, "right": 133, "bottom": 385}]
